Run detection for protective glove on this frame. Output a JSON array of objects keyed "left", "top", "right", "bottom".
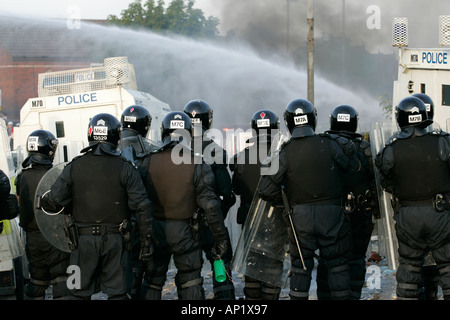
[
  {"left": 211, "top": 239, "right": 228, "bottom": 260},
  {"left": 140, "top": 234, "right": 154, "bottom": 262}
]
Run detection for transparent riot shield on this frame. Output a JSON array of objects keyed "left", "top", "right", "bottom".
[
  {"left": 34, "top": 162, "right": 73, "bottom": 253},
  {"left": 370, "top": 121, "right": 399, "bottom": 270},
  {"left": 231, "top": 189, "right": 290, "bottom": 288}
]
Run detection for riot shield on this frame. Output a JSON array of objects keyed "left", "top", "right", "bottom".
[
  {"left": 231, "top": 189, "right": 290, "bottom": 288},
  {"left": 34, "top": 162, "right": 73, "bottom": 253},
  {"left": 369, "top": 121, "right": 399, "bottom": 270}
]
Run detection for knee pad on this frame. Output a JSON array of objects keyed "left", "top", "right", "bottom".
[
  {"left": 140, "top": 279, "right": 163, "bottom": 300},
  {"left": 244, "top": 277, "right": 262, "bottom": 300},
  {"left": 25, "top": 279, "right": 50, "bottom": 300},
  {"left": 261, "top": 284, "right": 281, "bottom": 300},
  {"left": 396, "top": 264, "right": 422, "bottom": 300},
  {"left": 289, "top": 267, "right": 312, "bottom": 300},
  {"left": 177, "top": 276, "right": 204, "bottom": 300},
  {"left": 438, "top": 264, "right": 450, "bottom": 300},
  {"left": 327, "top": 264, "right": 351, "bottom": 300},
  {"left": 52, "top": 276, "right": 70, "bottom": 299}
]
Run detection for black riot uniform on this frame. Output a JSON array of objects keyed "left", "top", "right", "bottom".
[
  {"left": 15, "top": 130, "right": 70, "bottom": 300},
  {"left": 316, "top": 105, "right": 379, "bottom": 300},
  {"left": 138, "top": 111, "right": 229, "bottom": 300},
  {"left": 375, "top": 96, "right": 450, "bottom": 300},
  {"left": 184, "top": 100, "right": 236, "bottom": 300},
  {"left": 259, "top": 99, "right": 360, "bottom": 300},
  {"left": 118, "top": 105, "right": 159, "bottom": 299},
  {"left": 412, "top": 93, "right": 441, "bottom": 300},
  {"left": 40, "top": 113, "right": 153, "bottom": 300},
  {"left": 229, "top": 109, "right": 283, "bottom": 300}
]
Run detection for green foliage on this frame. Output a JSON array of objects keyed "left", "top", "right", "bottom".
[
  {"left": 107, "top": 0, "right": 219, "bottom": 39},
  {"left": 378, "top": 94, "right": 392, "bottom": 120}
]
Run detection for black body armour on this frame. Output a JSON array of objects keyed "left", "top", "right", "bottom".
[
  {"left": 70, "top": 153, "right": 129, "bottom": 224},
  {"left": 391, "top": 134, "right": 450, "bottom": 200},
  {"left": 283, "top": 135, "right": 344, "bottom": 203},
  {"left": 232, "top": 147, "right": 262, "bottom": 206},
  {"left": 341, "top": 140, "right": 370, "bottom": 197},
  {"left": 16, "top": 164, "right": 52, "bottom": 232},
  {"left": 146, "top": 148, "right": 197, "bottom": 221}
]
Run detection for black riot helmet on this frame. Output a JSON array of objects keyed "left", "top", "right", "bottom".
[
  {"left": 183, "top": 99, "right": 213, "bottom": 131},
  {"left": 412, "top": 93, "right": 434, "bottom": 121},
  {"left": 284, "top": 98, "right": 317, "bottom": 133},
  {"left": 161, "top": 111, "right": 192, "bottom": 141},
  {"left": 329, "top": 105, "right": 359, "bottom": 133},
  {"left": 395, "top": 96, "right": 433, "bottom": 129},
  {"left": 26, "top": 129, "right": 58, "bottom": 159},
  {"left": 251, "top": 109, "right": 280, "bottom": 135},
  {"left": 87, "top": 113, "right": 121, "bottom": 147},
  {"left": 121, "top": 105, "right": 152, "bottom": 137}
]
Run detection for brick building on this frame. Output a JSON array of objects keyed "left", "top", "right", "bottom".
[{"left": 0, "top": 17, "right": 108, "bottom": 123}]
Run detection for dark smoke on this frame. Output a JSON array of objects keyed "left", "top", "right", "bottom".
[{"left": 216, "top": 0, "right": 447, "bottom": 54}]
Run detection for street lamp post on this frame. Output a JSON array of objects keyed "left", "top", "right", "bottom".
[{"left": 307, "top": 0, "right": 314, "bottom": 104}]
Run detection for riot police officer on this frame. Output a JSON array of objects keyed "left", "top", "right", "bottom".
[
  {"left": 40, "top": 113, "right": 153, "bottom": 300},
  {"left": 229, "top": 109, "right": 283, "bottom": 300},
  {"left": 375, "top": 96, "right": 450, "bottom": 300},
  {"left": 15, "top": 130, "right": 70, "bottom": 299},
  {"left": 412, "top": 93, "right": 441, "bottom": 300},
  {"left": 119, "top": 105, "right": 158, "bottom": 299},
  {"left": 316, "top": 105, "right": 379, "bottom": 300},
  {"left": 138, "top": 111, "right": 229, "bottom": 300},
  {"left": 184, "top": 99, "right": 236, "bottom": 300},
  {"left": 119, "top": 105, "right": 160, "bottom": 160},
  {"left": 259, "top": 99, "right": 359, "bottom": 300}
]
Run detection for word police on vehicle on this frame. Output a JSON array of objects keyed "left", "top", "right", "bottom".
[{"left": 57, "top": 92, "right": 98, "bottom": 106}]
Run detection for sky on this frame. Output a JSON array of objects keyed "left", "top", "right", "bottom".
[
  {"left": 0, "top": 0, "right": 447, "bottom": 54},
  {"left": 0, "top": 0, "right": 218, "bottom": 20}
]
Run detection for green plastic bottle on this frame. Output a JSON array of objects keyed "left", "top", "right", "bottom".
[{"left": 213, "top": 259, "right": 226, "bottom": 282}]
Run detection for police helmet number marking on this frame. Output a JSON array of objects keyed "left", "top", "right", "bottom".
[
  {"left": 257, "top": 119, "right": 270, "bottom": 127},
  {"left": 294, "top": 115, "right": 308, "bottom": 125},
  {"left": 424, "top": 103, "right": 431, "bottom": 112},
  {"left": 91, "top": 126, "right": 108, "bottom": 140},
  {"left": 27, "top": 136, "right": 39, "bottom": 151},
  {"left": 408, "top": 114, "right": 422, "bottom": 123},
  {"left": 337, "top": 113, "right": 351, "bottom": 122},
  {"left": 191, "top": 118, "right": 201, "bottom": 124},
  {"left": 170, "top": 120, "right": 185, "bottom": 129},
  {"left": 124, "top": 116, "right": 137, "bottom": 122}
]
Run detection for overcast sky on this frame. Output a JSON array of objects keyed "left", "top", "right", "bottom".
[
  {"left": 1, "top": 0, "right": 447, "bottom": 54},
  {"left": 0, "top": 0, "right": 219, "bottom": 20}
]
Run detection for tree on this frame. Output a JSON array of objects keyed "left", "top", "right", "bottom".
[
  {"left": 107, "top": 0, "right": 220, "bottom": 39},
  {"left": 378, "top": 94, "right": 392, "bottom": 120}
]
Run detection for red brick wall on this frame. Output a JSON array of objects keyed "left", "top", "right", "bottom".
[{"left": 0, "top": 50, "right": 89, "bottom": 122}]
